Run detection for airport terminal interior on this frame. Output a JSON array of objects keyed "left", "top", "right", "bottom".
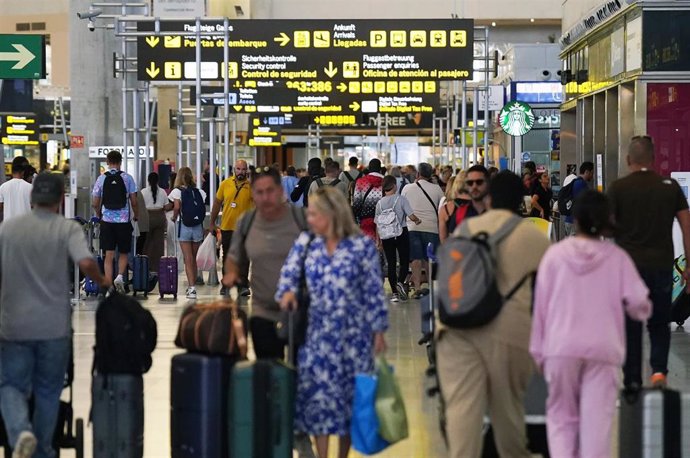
[{"left": 1, "top": 0, "right": 690, "bottom": 456}]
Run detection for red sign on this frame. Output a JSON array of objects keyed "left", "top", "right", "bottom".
[{"left": 70, "top": 135, "right": 84, "bottom": 149}]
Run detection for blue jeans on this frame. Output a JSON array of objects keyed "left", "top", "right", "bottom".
[
  {"left": 623, "top": 268, "right": 672, "bottom": 387},
  {"left": 0, "top": 338, "right": 70, "bottom": 458}
]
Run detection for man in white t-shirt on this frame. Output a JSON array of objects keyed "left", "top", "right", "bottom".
[
  {"left": 0, "top": 157, "right": 33, "bottom": 222},
  {"left": 401, "top": 162, "right": 445, "bottom": 298}
]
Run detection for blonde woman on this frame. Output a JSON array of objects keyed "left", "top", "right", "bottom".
[
  {"left": 168, "top": 167, "right": 207, "bottom": 299},
  {"left": 439, "top": 171, "right": 471, "bottom": 242},
  {"left": 276, "top": 187, "right": 388, "bottom": 458}
]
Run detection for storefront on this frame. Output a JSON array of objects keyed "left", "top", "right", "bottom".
[{"left": 559, "top": 2, "right": 690, "bottom": 188}]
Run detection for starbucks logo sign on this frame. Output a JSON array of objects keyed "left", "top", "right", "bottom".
[{"left": 499, "top": 101, "right": 535, "bottom": 137}]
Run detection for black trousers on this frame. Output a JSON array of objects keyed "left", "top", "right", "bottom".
[
  {"left": 249, "top": 316, "right": 285, "bottom": 360},
  {"left": 221, "top": 230, "right": 234, "bottom": 275},
  {"left": 381, "top": 227, "right": 410, "bottom": 292}
]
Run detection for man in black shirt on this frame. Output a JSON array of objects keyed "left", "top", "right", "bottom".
[{"left": 608, "top": 136, "right": 690, "bottom": 389}]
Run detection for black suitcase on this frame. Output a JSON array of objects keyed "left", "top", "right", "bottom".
[
  {"left": 131, "top": 255, "right": 150, "bottom": 297},
  {"left": 91, "top": 373, "right": 144, "bottom": 458},
  {"left": 170, "top": 353, "right": 233, "bottom": 458}
]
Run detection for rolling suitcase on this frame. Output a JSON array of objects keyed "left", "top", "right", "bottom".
[
  {"left": 131, "top": 255, "right": 150, "bottom": 297},
  {"left": 160, "top": 224, "right": 179, "bottom": 299},
  {"left": 619, "top": 388, "right": 690, "bottom": 457},
  {"left": 91, "top": 373, "right": 144, "bottom": 458},
  {"left": 229, "top": 361, "right": 295, "bottom": 458},
  {"left": 170, "top": 353, "right": 233, "bottom": 458},
  {"left": 85, "top": 255, "right": 104, "bottom": 296}
]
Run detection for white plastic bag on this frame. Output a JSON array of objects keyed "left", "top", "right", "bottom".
[{"left": 196, "top": 233, "right": 217, "bottom": 271}]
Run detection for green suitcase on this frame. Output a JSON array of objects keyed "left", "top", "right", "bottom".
[{"left": 229, "top": 360, "right": 295, "bottom": 458}]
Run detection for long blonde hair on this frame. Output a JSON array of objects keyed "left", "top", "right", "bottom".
[
  {"left": 449, "top": 171, "right": 466, "bottom": 199},
  {"left": 174, "top": 167, "right": 196, "bottom": 188},
  {"left": 310, "top": 186, "right": 360, "bottom": 240}
]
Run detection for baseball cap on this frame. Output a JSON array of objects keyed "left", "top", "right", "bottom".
[{"left": 31, "top": 172, "right": 64, "bottom": 205}]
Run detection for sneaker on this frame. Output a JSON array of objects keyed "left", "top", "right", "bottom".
[
  {"left": 186, "top": 287, "right": 197, "bottom": 300},
  {"left": 195, "top": 275, "right": 205, "bottom": 286},
  {"left": 396, "top": 282, "right": 408, "bottom": 301},
  {"left": 390, "top": 294, "right": 400, "bottom": 303},
  {"left": 293, "top": 432, "right": 316, "bottom": 458},
  {"left": 113, "top": 275, "right": 125, "bottom": 294},
  {"left": 219, "top": 286, "right": 228, "bottom": 296},
  {"left": 12, "top": 430, "right": 36, "bottom": 458},
  {"left": 239, "top": 287, "right": 251, "bottom": 297},
  {"left": 651, "top": 372, "right": 667, "bottom": 389}
]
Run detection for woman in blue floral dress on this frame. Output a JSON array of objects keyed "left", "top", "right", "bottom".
[{"left": 276, "top": 186, "right": 388, "bottom": 458}]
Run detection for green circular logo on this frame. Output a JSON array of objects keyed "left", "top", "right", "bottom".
[{"left": 499, "top": 101, "right": 535, "bottom": 137}]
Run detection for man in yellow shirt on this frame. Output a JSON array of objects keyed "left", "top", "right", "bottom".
[{"left": 210, "top": 160, "right": 254, "bottom": 295}]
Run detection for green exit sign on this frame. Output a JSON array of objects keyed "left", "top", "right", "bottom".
[{"left": 0, "top": 34, "right": 45, "bottom": 80}]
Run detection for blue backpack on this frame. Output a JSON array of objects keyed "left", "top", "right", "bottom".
[{"left": 180, "top": 187, "right": 205, "bottom": 227}]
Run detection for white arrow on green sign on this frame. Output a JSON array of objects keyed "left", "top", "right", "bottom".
[{"left": 0, "top": 34, "right": 45, "bottom": 79}]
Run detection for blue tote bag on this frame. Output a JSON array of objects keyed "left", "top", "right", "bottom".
[{"left": 351, "top": 373, "right": 390, "bottom": 455}]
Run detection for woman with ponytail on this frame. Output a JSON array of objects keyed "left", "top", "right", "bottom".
[
  {"left": 141, "top": 172, "right": 169, "bottom": 273},
  {"left": 529, "top": 190, "right": 651, "bottom": 457}
]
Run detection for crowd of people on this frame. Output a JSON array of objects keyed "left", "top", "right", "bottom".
[{"left": 0, "top": 133, "right": 687, "bottom": 458}]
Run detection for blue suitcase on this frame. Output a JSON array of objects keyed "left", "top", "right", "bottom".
[
  {"left": 131, "top": 255, "right": 150, "bottom": 297},
  {"left": 85, "top": 255, "right": 105, "bottom": 296},
  {"left": 170, "top": 353, "right": 233, "bottom": 458}
]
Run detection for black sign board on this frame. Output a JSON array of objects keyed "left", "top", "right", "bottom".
[
  {"left": 248, "top": 115, "right": 282, "bottom": 147},
  {"left": 137, "top": 19, "right": 474, "bottom": 82},
  {"left": 190, "top": 80, "right": 439, "bottom": 114},
  {"left": 0, "top": 113, "right": 39, "bottom": 146},
  {"left": 643, "top": 11, "right": 690, "bottom": 72}
]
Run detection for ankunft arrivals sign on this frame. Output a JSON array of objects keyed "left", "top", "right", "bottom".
[
  {"left": 559, "top": 0, "right": 627, "bottom": 48},
  {"left": 499, "top": 102, "right": 535, "bottom": 137}
]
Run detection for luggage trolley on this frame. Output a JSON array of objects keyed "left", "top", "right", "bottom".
[{"left": 0, "top": 334, "right": 84, "bottom": 458}]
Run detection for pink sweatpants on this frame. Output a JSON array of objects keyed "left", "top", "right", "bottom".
[{"left": 543, "top": 357, "right": 619, "bottom": 458}]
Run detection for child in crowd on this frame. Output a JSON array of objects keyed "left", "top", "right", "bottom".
[{"left": 529, "top": 190, "right": 651, "bottom": 457}]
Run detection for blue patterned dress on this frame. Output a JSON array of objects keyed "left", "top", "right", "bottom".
[{"left": 275, "top": 232, "right": 388, "bottom": 436}]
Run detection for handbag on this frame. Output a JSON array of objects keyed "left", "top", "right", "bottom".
[
  {"left": 375, "top": 356, "right": 409, "bottom": 443},
  {"left": 351, "top": 373, "right": 390, "bottom": 455},
  {"left": 174, "top": 299, "right": 248, "bottom": 359},
  {"left": 276, "top": 234, "right": 315, "bottom": 346}
]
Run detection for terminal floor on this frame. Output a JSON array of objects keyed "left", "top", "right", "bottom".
[{"left": 49, "top": 280, "right": 690, "bottom": 457}]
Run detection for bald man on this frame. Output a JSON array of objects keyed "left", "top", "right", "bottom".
[
  {"left": 210, "top": 160, "right": 254, "bottom": 295},
  {"left": 608, "top": 135, "right": 690, "bottom": 390}
]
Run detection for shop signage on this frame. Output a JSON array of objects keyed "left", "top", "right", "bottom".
[
  {"left": 559, "top": 0, "right": 624, "bottom": 48},
  {"left": 88, "top": 146, "right": 154, "bottom": 158},
  {"left": 513, "top": 82, "right": 563, "bottom": 104},
  {"left": 136, "top": 19, "right": 474, "bottom": 82},
  {"left": 0, "top": 35, "right": 45, "bottom": 79},
  {"left": 0, "top": 113, "right": 39, "bottom": 146},
  {"left": 190, "top": 80, "right": 439, "bottom": 114},
  {"left": 477, "top": 85, "right": 505, "bottom": 111},
  {"left": 498, "top": 102, "right": 535, "bottom": 137}
]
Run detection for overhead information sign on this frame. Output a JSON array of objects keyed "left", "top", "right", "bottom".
[
  {"left": 190, "top": 80, "right": 439, "bottom": 114},
  {"left": 0, "top": 113, "right": 39, "bottom": 146},
  {"left": 137, "top": 19, "right": 473, "bottom": 82},
  {"left": 88, "top": 146, "right": 155, "bottom": 159},
  {"left": 248, "top": 116, "right": 282, "bottom": 147},
  {"left": 0, "top": 35, "right": 45, "bottom": 80}
]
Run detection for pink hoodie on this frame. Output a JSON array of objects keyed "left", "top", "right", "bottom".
[{"left": 530, "top": 237, "right": 652, "bottom": 368}]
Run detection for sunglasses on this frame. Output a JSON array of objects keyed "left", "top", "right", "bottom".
[{"left": 465, "top": 179, "right": 485, "bottom": 187}]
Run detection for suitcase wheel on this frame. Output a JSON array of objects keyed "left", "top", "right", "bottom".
[
  {"left": 677, "top": 321, "right": 685, "bottom": 327},
  {"left": 160, "top": 293, "right": 164, "bottom": 299},
  {"left": 173, "top": 294, "right": 177, "bottom": 300}
]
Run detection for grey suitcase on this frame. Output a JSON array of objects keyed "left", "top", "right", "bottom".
[
  {"left": 619, "top": 388, "right": 690, "bottom": 458},
  {"left": 91, "top": 374, "right": 144, "bottom": 458}
]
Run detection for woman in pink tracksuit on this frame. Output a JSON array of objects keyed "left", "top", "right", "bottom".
[{"left": 530, "top": 190, "right": 652, "bottom": 458}]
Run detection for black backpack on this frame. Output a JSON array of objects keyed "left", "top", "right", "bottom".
[
  {"left": 316, "top": 178, "right": 341, "bottom": 188},
  {"left": 180, "top": 187, "right": 206, "bottom": 226},
  {"left": 101, "top": 170, "right": 128, "bottom": 210},
  {"left": 557, "top": 177, "right": 584, "bottom": 216},
  {"left": 94, "top": 292, "right": 157, "bottom": 375}
]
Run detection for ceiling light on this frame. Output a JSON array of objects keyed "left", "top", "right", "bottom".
[
  {"left": 530, "top": 18, "right": 535, "bottom": 23},
  {"left": 491, "top": 21, "right": 496, "bottom": 27}
]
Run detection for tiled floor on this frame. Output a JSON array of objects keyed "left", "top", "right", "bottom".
[{"left": 20, "top": 273, "right": 690, "bottom": 458}]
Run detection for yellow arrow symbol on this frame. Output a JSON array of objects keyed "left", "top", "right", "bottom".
[
  {"left": 234, "top": 106, "right": 243, "bottom": 112},
  {"left": 145, "top": 62, "right": 160, "bottom": 78},
  {"left": 146, "top": 36, "right": 160, "bottom": 48},
  {"left": 349, "top": 101, "right": 360, "bottom": 112},
  {"left": 314, "top": 117, "right": 320, "bottom": 124},
  {"left": 324, "top": 61, "right": 338, "bottom": 78},
  {"left": 273, "top": 32, "right": 290, "bottom": 47},
  {"left": 337, "top": 83, "right": 347, "bottom": 93}
]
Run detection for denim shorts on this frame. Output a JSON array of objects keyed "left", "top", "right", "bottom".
[
  {"left": 177, "top": 222, "right": 204, "bottom": 242},
  {"left": 408, "top": 230, "right": 440, "bottom": 260}
]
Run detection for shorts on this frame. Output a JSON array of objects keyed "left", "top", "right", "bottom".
[
  {"left": 409, "top": 230, "right": 440, "bottom": 261},
  {"left": 100, "top": 222, "right": 133, "bottom": 253},
  {"left": 177, "top": 222, "right": 204, "bottom": 242}
]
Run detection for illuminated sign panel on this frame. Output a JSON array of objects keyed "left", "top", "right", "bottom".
[{"left": 0, "top": 114, "right": 39, "bottom": 146}]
